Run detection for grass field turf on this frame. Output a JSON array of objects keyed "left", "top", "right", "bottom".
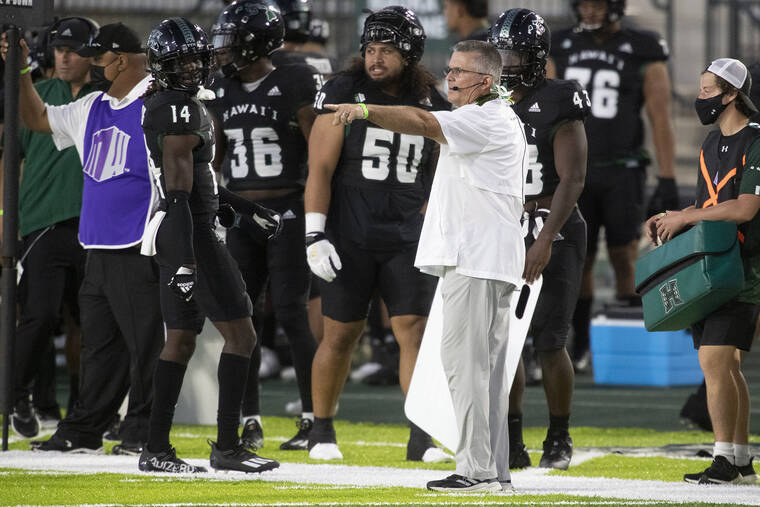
[{"left": 2, "top": 417, "right": 759, "bottom": 505}]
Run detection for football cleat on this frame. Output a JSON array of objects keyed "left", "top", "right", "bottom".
[
  {"left": 31, "top": 433, "right": 103, "bottom": 454},
  {"left": 426, "top": 474, "right": 501, "bottom": 492},
  {"left": 139, "top": 446, "right": 207, "bottom": 473},
  {"left": 11, "top": 398, "right": 40, "bottom": 439},
  {"left": 539, "top": 434, "right": 572, "bottom": 470},
  {"left": 510, "top": 442, "right": 532, "bottom": 469},
  {"left": 280, "top": 418, "right": 312, "bottom": 451},
  {"left": 209, "top": 440, "right": 279, "bottom": 473},
  {"left": 308, "top": 442, "right": 343, "bottom": 460},
  {"left": 684, "top": 456, "right": 740, "bottom": 484},
  {"left": 112, "top": 441, "right": 144, "bottom": 456},
  {"left": 737, "top": 457, "right": 758, "bottom": 485},
  {"left": 240, "top": 418, "right": 264, "bottom": 450}
]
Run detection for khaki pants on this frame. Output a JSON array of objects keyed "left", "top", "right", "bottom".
[{"left": 440, "top": 267, "right": 515, "bottom": 482}]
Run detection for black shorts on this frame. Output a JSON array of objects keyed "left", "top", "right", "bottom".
[
  {"left": 226, "top": 193, "right": 311, "bottom": 311},
  {"left": 525, "top": 207, "right": 587, "bottom": 351},
  {"left": 158, "top": 215, "right": 252, "bottom": 333},
  {"left": 580, "top": 164, "right": 645, "bottom": 256},
  {"left": 692, "top": 301, "right": 759, "bottom": 352},
  {"left": 320, "top": 234, "right": 436, "bottom": 322}
]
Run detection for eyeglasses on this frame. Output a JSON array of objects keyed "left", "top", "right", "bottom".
[{"left": 443, "top": 66, "right": 490, "bottom": 78}]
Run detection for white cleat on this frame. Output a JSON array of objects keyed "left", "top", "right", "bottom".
[
  {"left": 421, "top": 447, "right": 455, "bottom": 463},
  {"left": 309, "top": 443, "right": 343, "bottom": 460}
]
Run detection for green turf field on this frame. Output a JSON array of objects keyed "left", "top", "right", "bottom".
[{"left": 2, "top": 418, "right": 759, "bottom": 506}]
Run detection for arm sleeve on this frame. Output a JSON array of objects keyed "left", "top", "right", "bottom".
[
  {"left": 47, "top": 91, "right": 99, "bottom": 151},
  {"left": 740, "top": 138, "right": 760, "bottom": 197},
  {"left": 431, "top": 105, "right": 490, "bottom": 155}
]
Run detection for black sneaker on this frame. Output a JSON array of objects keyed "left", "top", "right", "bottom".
[
  {"left": 280, "top": 418, "right": 312, "bottom": 450},
  {"left": 684, "top": 456, "right": 740, "bottom": 484},
  {"left": 31, "top": 433, "right": 103, "bottom": 454},
  {"left": 209, "top": 440, "right": 279, "bottom": 473},
  {"left": 11, "top": 398, "right": 40, "bottom": 438},
  {"left": 737, "top": 457, "right": 758, "bottom": 485},
  {"left": 240, "top": 418, "right": 264, "bottom": 450},
  {"left": 103, "top": 414, "right": 121, "bottom": 442},
  {"left": 112, "top": 441, "right": 144, "bottom": 456},
  {"left": 539, "top": 434, "right": 572, "bottom": 470},
  {"left": 426, "top": 474, "right": 501, "bottom": 492},
  {"left": 139, "top": 446, "right": 207, "bottom": 473},
  {"left": 510, "top": 442, "right": 531, "bottom": 469}
]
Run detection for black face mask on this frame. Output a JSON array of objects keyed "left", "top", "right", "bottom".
[
  {"left": 89, "top": 64, "right": 112, "bottom": 90},
  {"left": 694, "top": 93, "right": 728, "bottom": 125}
]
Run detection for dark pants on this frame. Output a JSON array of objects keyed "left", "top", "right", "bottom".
[
  {"left": 14, "top": 219, "right": 85, "bottom": 405},
  {"left": 57, "top": 249, "right": 163, "bottom": 445}
]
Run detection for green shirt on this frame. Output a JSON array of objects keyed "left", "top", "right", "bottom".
[
  {"left": 737, "top": 138, "right": 760, "bottom": 303},
  {"left": 17, "top": 78, "right": 97, "bottom": 237}
]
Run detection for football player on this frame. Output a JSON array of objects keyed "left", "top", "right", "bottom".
[
  {"left": 490, "top": 8, "right": 589, "bottom": 470},
  {"left": 271, "top": 0, "right": 336, "bottom": 77},
  {"left": 206, "top": 0, "right": 320, "bottom": 451},
  {"left": 304, "top": 5, "right": 451, "bottom": 462},
  {"left": 139, "top": 16, "right": 280, "bottom": 474},
  {"left": 548, "top": 0, "right": 677, "bottom": 369}
]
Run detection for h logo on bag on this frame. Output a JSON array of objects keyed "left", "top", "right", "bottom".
[
  {"left": 83, "top": 127, "right": 131, "bottom": 182},
  {"left": 659, "top": 279, "right": 683, "bottom": 313}
]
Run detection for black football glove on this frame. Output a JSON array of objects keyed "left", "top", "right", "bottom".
[
  {"left": 646, "top": 177, "right": 679, "bottom": 218},
  {"left": 215, "top": 202, "right": 282, "bottom": 243},
  {"left": 168, "top": 266, "right": 196, "bottom": 302}
]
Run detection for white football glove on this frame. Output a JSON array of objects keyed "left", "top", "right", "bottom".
[{"left": 306, "top": 232, "right": 342, "bottom": 282}]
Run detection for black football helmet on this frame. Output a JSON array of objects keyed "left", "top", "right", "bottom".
[
  {"left": 308, "top": 18, "right": 330, "bottom": 45},
  {"left": 489, "top": 9, "right": 550, "bottom": 89},
  {"left": 274, "top": 0, "right": 312, "bottom": 43},
  {"left": 571, "top": 0, "right": 625, "bottom": 31},
  {"left": 147, "top": 17, "right": 213, "bottom": 93},
  {"left": 360, "top": 6, "right": 426, "bottom": 64},
  {"left": 211, "top": 0, "right": 284, "bottom": 77}
]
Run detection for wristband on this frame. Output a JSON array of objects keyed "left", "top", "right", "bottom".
[
  {"left": 20, "top": 66, "right": 32, "bottom": 75},
  {"left": 305, "top": 212, "right": 327, "bottom": 234},
  {"left": 358, "top": 102, "right": 369, "bottom": 120}
]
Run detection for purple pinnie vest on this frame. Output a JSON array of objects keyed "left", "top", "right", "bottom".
[{"left": 79, "top": 93, "right": 152, "bottom": 247}]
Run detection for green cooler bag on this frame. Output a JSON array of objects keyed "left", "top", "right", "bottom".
[{"left": 634, "top": 220, "right": 744, "bottom": 331}]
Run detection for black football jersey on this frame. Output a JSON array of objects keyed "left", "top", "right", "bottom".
[
  {"left": 271, "top": 49, "right": 335, "bottom": 80},
  {"left": 512, "top": 79, "right": 590, "bottom": 200},
  {"left": 205, "top": 63, "right": 317, "bottom": 191},
  {"left": 314, "top": 72, "right": 450, "bottom": 250},
  {"left": 551, "top": 27, "right": 668, "bottom": 168},
  {"left": 143, "top": 89, "right": 218, "bottom": 215}
]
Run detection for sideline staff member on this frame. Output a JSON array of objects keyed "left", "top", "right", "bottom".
[
  {"left": 327, "top": 39, "right": 527, "bottom": 493},
  {"left": 649, "top": 58, "right": 760, "bottom": 485}
]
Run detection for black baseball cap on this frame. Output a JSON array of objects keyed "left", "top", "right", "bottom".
[
  {"left": 77, "top": 22, "right": 144, "bottom": 57},
  {"left": 49, "top": 18, "right": 96, "bottom": 50}
]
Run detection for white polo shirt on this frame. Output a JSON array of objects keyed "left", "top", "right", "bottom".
[{"left": 415, "top": 98, "right": 527, "bottom": 285}]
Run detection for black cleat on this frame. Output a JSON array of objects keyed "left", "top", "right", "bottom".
[
  {"left": 539, "top": 434, "right": 572, "bottom": 470},
  {"left": 684, "top": 456, "right": 740, "bottom": 484},
  {"left": 426, "top": 474, "right": 501, "bottom": 492},
  {"left": 209, "top": 440, "right": 279, "bottom": 473},
  {"left": 240, "top": 418, "right": 264, "bottom": 450},
  {"left": 280, "top": 418, "right": 312, "bottom": 450},
  {"left": 510, "top": 442, "right": 532, "bottom": 469},
  {"left": 11, "top": 398, "right": 40, "bottom": 439},
  {"left": 103, "top": 414, "right": 121, "bottom": 442},
  {"left": 139, "top": 446, "right": 207, "bottom": 473},
  {"left": 31, "top": 433, "right": 103, "bottom": 454},
  {"left": 112, "top": 441, "right": 144, "bottom": 456},
  {"left": 737, "top": 457, "right": 758, "bottom": 485}
]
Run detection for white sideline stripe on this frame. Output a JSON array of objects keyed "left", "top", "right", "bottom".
[{"left": 0, "top": 451, "right": 759, "bottom": 504}]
